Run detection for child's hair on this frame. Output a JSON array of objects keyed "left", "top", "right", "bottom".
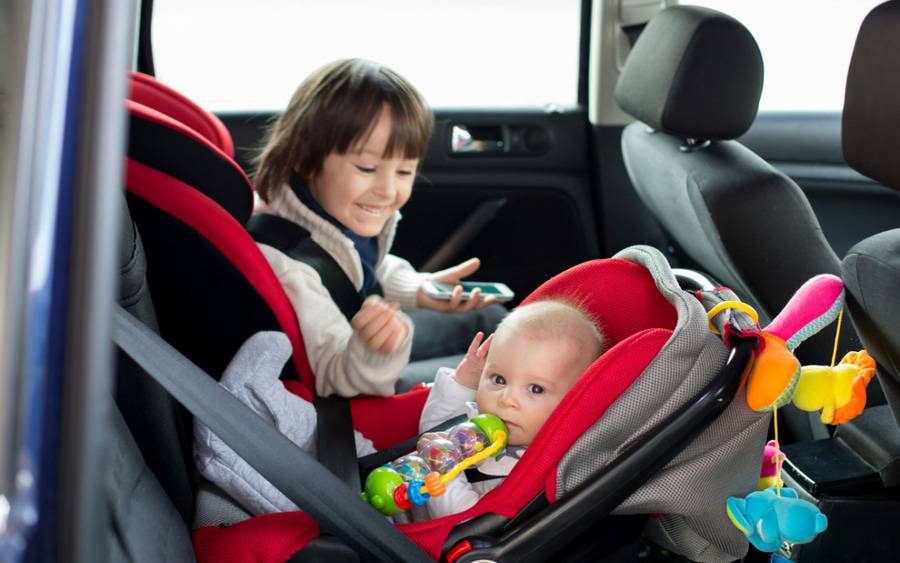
[
  {"left": 498, "top": 299, "right": 606, "bottom": 362},
  {"left": 254, "top": 58, "right": 434, "bottom": 202}
]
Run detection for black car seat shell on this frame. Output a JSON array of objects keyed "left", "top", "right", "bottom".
[
  {"left": 615, "top": 6, "right": 860, "bottom": 440},
  {"left": 840, "top": 0, "right": 900, "bottom": 427}
]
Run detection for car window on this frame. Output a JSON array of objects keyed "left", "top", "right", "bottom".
[
  {"left": 153, "top": 0, "right": 581, "bottom": 112},
  {"left": 681, "top": 0, "right": 884, "bottom": 112}
]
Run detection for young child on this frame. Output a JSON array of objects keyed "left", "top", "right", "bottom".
[
  {"left": 417, "top": 299, "right": 606, "bottom": 519},
  {"left": 252, "top": 58, "right": 500, "bottom": 399}
]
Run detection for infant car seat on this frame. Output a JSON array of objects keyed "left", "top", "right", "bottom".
[{"left": 193, "top": 246, "right": 768, "bottom": 563}]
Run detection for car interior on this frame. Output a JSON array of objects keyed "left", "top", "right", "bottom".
[{"left": 3, "top": 0, "right": 900, "bottom": 562}]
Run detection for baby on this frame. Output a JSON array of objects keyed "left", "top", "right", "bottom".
[{"left": 417, "top": 299, "right": 606, "bottom": 519}]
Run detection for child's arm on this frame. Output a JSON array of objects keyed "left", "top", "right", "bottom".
[
  {"left": 419, "top": 367, "right": 476, "bottom": 432},
  {"left": 427, "top": 473, "right": 481, "bottom": 519}
]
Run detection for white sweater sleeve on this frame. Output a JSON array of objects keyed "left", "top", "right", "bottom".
[
  {"left": 376, "top": 254, "right": 426, "bottom": 310},
  {"left": 426, "top": 472, "right": 481, "bottom": 519},
  {"left": 260, "top": 243, "right": 413, "bottom": 398},
  {"left": 418, "top": 368, "right": 477, "bottom": 433}
]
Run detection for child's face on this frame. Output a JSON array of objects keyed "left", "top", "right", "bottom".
[
  {"left": 309, "top": 108, "right": 419, "bottom": 237},
  {"left": 475, "top": 329, "right": 593, "bottom": 446}
]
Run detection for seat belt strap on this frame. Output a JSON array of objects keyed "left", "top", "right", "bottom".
[
  {"left": 112, "top": 305, "right": 429, "bottom": 563},
  {"left": 247, "top": 212, "right": 366, "bottom": 492}
]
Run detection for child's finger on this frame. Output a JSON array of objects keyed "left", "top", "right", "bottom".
[
  {"left": 381, "top": 322, "right": 408, "bottom": 355},
  {"left": 355, "top": 306, "right": 395, "bottom": 344},
  {"left": 447, "top": 285, "right": 464, "bottom": 309},
  {"left": 466, "top": 332, "right": 485, "bottom": 357},
  {"left": 350, "top": 296, "right": 384, "bottom": 329},
  {"left": 459, "top": 288, "right": 481, "bottom": 312},
  {"left": 477, "top": 334, "right": 494, "bottom": 357}
]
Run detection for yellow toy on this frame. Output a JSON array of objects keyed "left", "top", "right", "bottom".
[{"left": 793, "top": 350, "right": 876, "bottom": 425}]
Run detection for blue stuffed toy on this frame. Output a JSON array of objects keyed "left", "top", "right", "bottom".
[{"left": 726, "top": 487, "right": 828, "bottom": 552}]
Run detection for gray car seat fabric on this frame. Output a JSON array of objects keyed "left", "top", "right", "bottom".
[
  {"left": 841, "top": 1, "right": 900, "bottom": 427},
  {"left": 557, "top": 246, "right": 770, "bottom": 563},
  {"left": 616, "top": 5, "right": 859, "bottom": 441},
  {"left": 111, "top": 194, "right": 196, "bottom": 561}
]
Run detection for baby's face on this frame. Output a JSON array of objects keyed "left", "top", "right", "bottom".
[{"left": 475, "top": 330, "right": 594, "bottom": 446}]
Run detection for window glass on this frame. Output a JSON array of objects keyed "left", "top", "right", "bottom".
[
  {"left": 153, "top": 0, "right": 581, "bottom": 112},
  {"left": 681, "top": 0, "right": 884, "bottom": 111}
]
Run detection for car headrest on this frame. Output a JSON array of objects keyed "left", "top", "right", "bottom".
[
  {"left": 842, "top": 0, "right": 900, "bottom": 192},
  {"left": 127, "top": 100, "right": 253, "bottom": 224},
  {"left": 129, "top": 71, "right": 235, "bottom": 158},
  {"left": 614, "top": 6, "right": 763, "bottom": 141}
]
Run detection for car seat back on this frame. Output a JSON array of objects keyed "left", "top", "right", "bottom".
[
  {"left": 841, "top": 0, "right": 900, "bottom": 427},
  {"left": 615, "top": 5, "right": 858, "bottom": 440}
]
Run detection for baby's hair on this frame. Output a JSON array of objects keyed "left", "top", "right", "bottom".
[
  {"left": 254, "top": 58, "right": 434, "bottom": 202},
  {"left": 498, "top": 299, "right": 607, "bottom": 363}
]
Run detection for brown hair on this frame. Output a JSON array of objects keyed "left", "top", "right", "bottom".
[{"left": 254, "top": 59, "right": 434, "bottom": 202}]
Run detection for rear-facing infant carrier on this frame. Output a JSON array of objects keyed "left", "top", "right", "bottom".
[{"left": 118, "top": 71, "right": 772, "bottom": 562}]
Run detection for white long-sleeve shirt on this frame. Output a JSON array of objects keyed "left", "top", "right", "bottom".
[
  {"left": 257, "top": 184, "right": 426, "bottom": 398},
  {"left": 418, "top": 368, "right": 524, "bottom": 519}
]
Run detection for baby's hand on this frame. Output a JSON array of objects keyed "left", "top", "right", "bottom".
[
  {"left": 350, "top": 296, "right": 410, "bottom": 355},
  {"left": 452, "top": 331, "right": 493, "bottom": 390},
  {"left": 417, "top": 431, "right": 448, "bottom": 452}
]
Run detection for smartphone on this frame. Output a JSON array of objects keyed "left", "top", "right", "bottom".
[{"left": 422, "top": 280, "right": 514, "bottom": 303}]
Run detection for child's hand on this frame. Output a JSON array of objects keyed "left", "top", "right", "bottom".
[
  {"left": 452, "top": 331, "right": 493, "bottom": 390},
  {"left": 417, "top": 258, "right": 499, "bottom": 312},
  {"left": 351, "top": 296, "right": 410, "bottom": 355},
  {"left": 417, "top": 431, "right": 448, "bottom": 452}
]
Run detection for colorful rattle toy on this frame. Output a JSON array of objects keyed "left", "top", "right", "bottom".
[
  {"left": 361, "top": 414, "right": 508, "bottom": 515},
  {"left": 726, "top": 487, "right": 828, "bottom": 553}
]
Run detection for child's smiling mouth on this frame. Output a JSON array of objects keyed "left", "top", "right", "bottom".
[{"left": 355, "top": 203, "right": 388, "bottom": 215}]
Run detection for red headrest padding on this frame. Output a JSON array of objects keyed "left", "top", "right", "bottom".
[
  {"left": 128, "top": 100, "right": 253, "bottom": 225},
  {"left": 126, "top": 159, "right": 315, "bottom": 400},
  {"left": 129, "top": 71, "right": 235, "bottom": 157},
  {"left": 520, "top": 257, "right": 678, "bottom": 345}
]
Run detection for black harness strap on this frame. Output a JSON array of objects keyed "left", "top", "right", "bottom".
[{"left": 247, "top": 212, "right": 363, "bottom": 492}]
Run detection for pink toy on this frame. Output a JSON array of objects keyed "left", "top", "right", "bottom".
[{"left": 758, "top": 440, "right": 785, "bottom": 490}]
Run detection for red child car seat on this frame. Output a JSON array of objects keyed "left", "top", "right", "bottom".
[{"left": 124, "top": 74, "right": 429, "bottom": 450}]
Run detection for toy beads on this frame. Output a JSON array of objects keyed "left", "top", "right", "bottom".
[
  {"left": 362, "top": 413, "right": 508, "bottom": 515},
  {"left": 390, "top": 454, "right": 430, "bottom": 482},
  {"left": 419, "top": 438, "right": 463, "bottom": 473}
]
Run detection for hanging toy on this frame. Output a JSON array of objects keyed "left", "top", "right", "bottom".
[
  {"left": 361, "top": 414, "right": 508, "bottom": 515},
  {"left": 726, "top": 487, "right": 828, "bottom": 552},
  {"left": 704, "top": 274, "right": 877, "bottom": 425},
  {"left": 792, "top": 350, "right": 877, "bottom": 425},
  {"left": 744, "top": 274, "right": 845, "bottom": 412},
  {"left": 758, "top": 440, "right": 785, "bottom": 490}
]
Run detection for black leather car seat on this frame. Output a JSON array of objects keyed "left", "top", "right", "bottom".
[
  {"left": 615, "top": 6, "right": 860, "bottom": 440},
  {"left": 840, "top": 0, "right": 900, "bottom": 428}
]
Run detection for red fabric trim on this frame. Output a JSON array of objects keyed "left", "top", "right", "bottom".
[
  {"left": 129, "top": 71, "right": 235, "bottom": 157},
  {"left": 520, "top": 258, "right": 677, "bottom": 345},
  {"left": 193, "top": 511, "right": 320, "bottom": 563},
  {"left": 126, "top": 159, "right": 315, "bottom": 400},
  {"left": 350, "top": 385, "right": 430, "bottom": 450}
]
